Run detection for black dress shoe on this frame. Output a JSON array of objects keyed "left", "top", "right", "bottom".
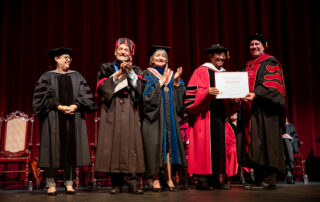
[
  {"left": 286, "top": 176, "right": 295, "bottom": 184},
  {"left": 153, "top": 187, "right": 161, "bottom": 192},
  {"left": 129, "top": 187, "right": 144, "bottom": 194},
  {"left": 47, "top": 191, "right": 58, "bottom": 196},
  {"left": 245, "top": 182, "right": 276, "bottom": 191},
  {"left": 65, "top": 187, "right": 75, "bottom": 195},
  {"left": 165, "top": 184, "right": 178, "bottom": 192},
  {"left": 110, "top": 186, "right": 121, "bottom": 194}
]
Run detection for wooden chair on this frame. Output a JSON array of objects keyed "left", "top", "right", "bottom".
[{"left": 0, "top": 111, "right": 34, "bottom": 189}]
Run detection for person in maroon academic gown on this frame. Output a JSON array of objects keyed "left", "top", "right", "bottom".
[
  {"left": 237, "top": 33, "right": 286, "bottom": 190},
  {"left": 185, "top": 45, "right": 230, "bottom": 190}
]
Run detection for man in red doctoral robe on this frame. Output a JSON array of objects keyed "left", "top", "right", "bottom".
[
  {"left": 185, "top": 44, "right": 230, "bottom": 189},
  {"left": 237, "top": 33, "right": 286, "bottom": 190}
]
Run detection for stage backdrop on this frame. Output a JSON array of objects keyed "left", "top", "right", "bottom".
[{"left": 1, "top": 0, "right": 319, "bottom": 161}]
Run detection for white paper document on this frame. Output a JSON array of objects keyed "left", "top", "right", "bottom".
[{"left": 215, "top": 72, "right": 249, "bottom": 99}]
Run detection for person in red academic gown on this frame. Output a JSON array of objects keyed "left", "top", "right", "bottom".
[
  {"left": 185, "top": 45, "right": 230, "bottom": 190},
  {"left": 225, "top": 113, "right": 238, "bottom": 179},
  {"left": 237, "top": 34, "right": 286, "bottom": 190}
]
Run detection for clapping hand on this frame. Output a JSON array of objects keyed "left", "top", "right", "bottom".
[
  {"left": 160, "top": 64, "right": 169, "bottom": 87},
  {"left": 174, "top": 66, "right": 183, "bottom": 84}
]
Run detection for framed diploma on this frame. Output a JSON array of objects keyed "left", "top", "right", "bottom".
[{"left": 215, "top": 72, "right": 249, "bottom": 99}]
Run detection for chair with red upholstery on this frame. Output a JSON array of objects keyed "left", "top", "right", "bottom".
[
  {"left": 0, "top": 111, "right": 34, "bottom": 189},
  {"left": 293, "top": 141, "right": 306, "bottom": 182}
]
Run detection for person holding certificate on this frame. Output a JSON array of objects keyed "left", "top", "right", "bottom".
[
  {"left": 185, "top": 44, "right": 230, "bottom": 190},
  {"left": 95, "top": 38, "right": 145, "bottom": 194},
  {"left": 142, "top": 45, "right": 187, "bottom": 192},
  {"left": 237, "top": 33, "right": 287, "bottom": 190}
]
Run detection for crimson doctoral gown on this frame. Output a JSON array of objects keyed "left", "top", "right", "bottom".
[{"left": 185, "top": 63, "right": 226, "bottom": 175}]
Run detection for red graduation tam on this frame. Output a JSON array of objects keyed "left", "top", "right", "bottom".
[{"left": 115, "top": 38, "right": 136, "bottom": 56}]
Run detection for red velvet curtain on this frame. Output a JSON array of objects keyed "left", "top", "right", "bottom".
[{"left": 1, "top": 0, "right": 319, "bottom": 160}]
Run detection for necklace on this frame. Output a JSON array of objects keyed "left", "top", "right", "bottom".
[{"left": 246, "top": 55, "right": 262, "bottom": 72}]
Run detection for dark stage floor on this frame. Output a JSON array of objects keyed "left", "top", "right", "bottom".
[{"left": 1, "top": 182, "right": 320, "bottom": 202}]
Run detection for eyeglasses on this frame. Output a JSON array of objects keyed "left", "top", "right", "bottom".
[{"left": 63, "top": 56, "right": 72, "bottom": 61}]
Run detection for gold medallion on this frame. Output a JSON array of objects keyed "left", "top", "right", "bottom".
[{"left": 164, "top": 86, "right": 169, "bottom": 92}]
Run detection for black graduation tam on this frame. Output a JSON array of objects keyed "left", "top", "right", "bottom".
[
  {"left": 47, "top": 47, "right": 72, "bottom": 58},
  {"left": 115, "top": 38, "right": 136, "bottom": 55},
  {"left": 248, "top": 33, "right": 268, "bottom": 47},
  {"left": 205, "top": 44, "right": 228, "bottom": 54},
  {"left": 147, "top": 45, "right": 171, "bottom": 57}
]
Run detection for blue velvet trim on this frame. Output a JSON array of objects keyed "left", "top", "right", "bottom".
[
  {"left": 168, "top": 78, "right": 180, "bottom": 164},
  {"left": 145, "top": 80, "right": 156, "bottom": 86},
  {"left": 142, "top": 85, "right": 154, "bottom": 98},
  {"left": 144, "top": 75, "right": 153, "bottom": 80},
  {"left": 113, "top": 62, "right": 119, "bottom": 72},
  {"left": 162, "top": 75, "right": 180, "bottom": 164}
]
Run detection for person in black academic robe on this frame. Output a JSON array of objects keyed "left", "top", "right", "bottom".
[
  {"left": 142, "top": 46, "right": 187, "bottom": 192},
  {"left": 95, "top": 38, "right": 145, "bottom": 194},
  {"left": 33, "top": 47, "right": 97, "bottom": 195},
  {"left": 282, "top": 118, "right": 299, "bottom": 184},
  {"left": 237, "top": 34, "right": 287, "bottom": 190}
]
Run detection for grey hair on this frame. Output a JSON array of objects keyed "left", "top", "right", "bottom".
[{"left": 149, "top": 49, "right": 168, "bottom": 66}]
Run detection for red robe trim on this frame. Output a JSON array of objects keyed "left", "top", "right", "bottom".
[{"left": 95, "top": 78, "right": 108, "bottom": 97}]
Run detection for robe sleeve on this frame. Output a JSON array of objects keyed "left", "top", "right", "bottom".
[
  {"left": 74, "top": 72, "right": 98, "bottom": 113},
  {"left": 254, "top": 60, "right": 286, "bottom": 108},
  {"left": 142, "top": 70, "right": 162, "bottom": 122},
  {"left": 185, "top": 67, "right": 213, "bottom": 115},
  {"left": 96, "top": 63, "right": 116, "bottom": 102},
  {"left": 32, "top": 72, "right": 60, "bottom": 116},
  {"left": 173, "top": 79, "right": 186, "bottom": 117},
  {"left": 127, "top": 65, "right": 144, "bottom": 104}
]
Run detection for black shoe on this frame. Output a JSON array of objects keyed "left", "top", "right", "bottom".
[
  {"left": 129, "top": 186, "right": 144, "bottom": 194},
  {"left": 246, "top": 182, "right": 276, "bottom": 191},
  {"left": 47, "top": 187, "right": 57, "bottom": 196},
  {"left": 165, "top": 184, "right": 178, "bottom": 192},
  {"left": 153, "top": 187, "right": 161, "bottom": 192},
  {"left": 65, "top": 187, "right": 75, "bottom": 195},
  {"left": 286, "top": 176, "right": 295, "bottom": 184},
  {"left": 47, "top": 191, "right": 57, "bottom": 196},
  {"left": 128, "top": 183, "right": 144, "bottom": 194},
  {"left": 110, "top": 186, "right": 121, "bottom": 194}
]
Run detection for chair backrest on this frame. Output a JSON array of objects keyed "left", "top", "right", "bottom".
[{"left": 0, "top": 111, "right": 31, "bottom": 156}]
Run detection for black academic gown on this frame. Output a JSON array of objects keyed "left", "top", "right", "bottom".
[
  {"left": 141, "top": 68, "right": 187, "bottom": 177},
  {"left": 94, "top": 62, "right": 145, "bottom": 173},
  {"left": 237, "top": 54, "right": 286, "bottom": 171},
  {"left": 33, "top": 70, "right": 97, "bottom": 168}
]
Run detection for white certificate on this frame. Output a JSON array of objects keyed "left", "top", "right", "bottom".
[{"left": 215, "top": 72, "right": 249, "bottom": 99}]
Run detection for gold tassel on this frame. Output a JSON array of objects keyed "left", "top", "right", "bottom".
[
  {"left": 227, "top": 51, "right": 230, "bottom": 59},
  {"left": 265, "top": 41, "right": 268, "bottom": 48}
]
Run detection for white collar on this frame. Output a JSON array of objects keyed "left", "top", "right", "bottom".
[{"left": 202, "top": 62, "right": 226, "bottom": 72}]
